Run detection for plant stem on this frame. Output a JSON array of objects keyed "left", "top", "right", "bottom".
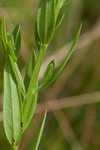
[
  {"left": 25, "top": 44, "right": 47, "bottom": 98},
  {"left": 29, "top": 44, "right": 47, "bottom": 91},
  {"left": 22, "top": 44, "right": 47, "bottom": 130},
  {"left": 11, "top": 144, "right": 18, "bottom": 150}
]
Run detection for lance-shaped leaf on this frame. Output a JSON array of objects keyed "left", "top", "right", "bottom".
[
  {"left": 23, "top": 86, "right": 38, "bottom": 132},
  {"left": 24, "top": 50, "right": 37, "bottom": 90},
  {"left": 1, "top": 16, "right": 8, "bottom": 50},
  {"left": 39, "top": 60, "right": 55, "bottom": 91},
  {"left": 32, "top": 111, "right": 47, "bottom": 150},
  {"left": 12, "top": 25, "right": 21, "bottom": 58},
  {"left": 53, "top": 25, "right": 82, "bottom": 81},
  {"left": 3, "top": 62, "right": 22, "bottom": 145},
  {"left": 9, "top": 56, "right": 25, "bottom": 99},
  {"left": 42, "top": 25, "right": 82, "bottom": 88}
]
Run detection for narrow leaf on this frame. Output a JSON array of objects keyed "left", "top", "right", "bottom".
[
  {"left": 24, "top": 50, "right": 37, "bottom": 90},
  {"left": 43, "top": 24, "right": 82, "bottom": 87},
  {"left": 32, "top": 111, "right": 47, "bottom": 150},
  {"left": 7, "top": 39, "right": 17, "bottom": 62},
  {"left": 9, "top": 56, "right": 25, "bottom": 98},
  {"left": 3, "top": 62, "right": 22, "bottom": 145},
  {"left": 1, "top": 16, "right": 8, "bottom": 50},
  {"left": 23, "top": 86, "right": 38, "bottom": 132},
  {"left": 12, "top": 25, "right": 21, "bottom": 58}
]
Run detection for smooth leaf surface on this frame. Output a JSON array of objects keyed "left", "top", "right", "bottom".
[
  {"left": 33, "top": 111, "right": 47, "bottom": 150},
  {"left": 3, "top": 62, "right": 21, "bottom": 145}
]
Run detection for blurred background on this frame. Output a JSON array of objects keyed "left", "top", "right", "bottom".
[{"left": 0, "top": 0, "right": 100, "bottom": 150}]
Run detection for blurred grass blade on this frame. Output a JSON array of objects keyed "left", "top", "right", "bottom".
[
  {"left": 3, "top": 62, "right": 22, "bottom": 145},
  {"left": 12, "top": 25, "right": 21, "bottom": 58},
  {"left": 33, "top": 111, "right": 47, "bottom": 150},
  {"left": 24, "top": 50, "right": 37, "bottom": 90}
]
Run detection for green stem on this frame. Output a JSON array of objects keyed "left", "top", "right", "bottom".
[
  {"left": 11, "top": 144, "right": 18, "bottom": 150},
  {"left": 26, "top": 44, "right": 47, "bottom": 99},
  {"left": 22, "top": 44, "right": 47, "bottom": 128}
]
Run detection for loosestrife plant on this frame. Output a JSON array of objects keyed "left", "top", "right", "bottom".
[{"left": 1, "top": 0, "right": 82, "bottom": 149}]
